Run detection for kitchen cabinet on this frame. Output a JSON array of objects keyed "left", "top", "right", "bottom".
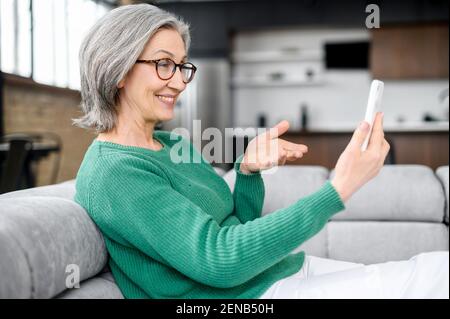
[
  {"left": 282, "top": 131, "right": 449, "bottom": 170},
  {"left": 371, "top": 23, "right": 449, "bottom": 79}
]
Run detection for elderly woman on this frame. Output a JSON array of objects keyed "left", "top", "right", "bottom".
[{"left": 74, "top": 4, "right": 448, "bottom": 299}]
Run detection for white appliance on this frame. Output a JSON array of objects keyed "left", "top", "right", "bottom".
[{"left": 160, "top": 58, "right": 232, "bottom": 169}]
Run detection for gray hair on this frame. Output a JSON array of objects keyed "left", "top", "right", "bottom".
[{"left": 73, "top": 4, "right": 191, "bottom": 133}]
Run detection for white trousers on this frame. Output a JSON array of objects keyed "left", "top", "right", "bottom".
[{"left": 259, "top": 251, "right": 449, "bottom": 299}]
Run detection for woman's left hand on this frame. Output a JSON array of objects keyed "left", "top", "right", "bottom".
[{"left": 240, "top": 120, "right": 308, "bottom": 174}]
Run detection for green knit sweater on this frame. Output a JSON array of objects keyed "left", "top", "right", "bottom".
[{"left": 74, "top": 130, "right": 345, "bottom": 299}]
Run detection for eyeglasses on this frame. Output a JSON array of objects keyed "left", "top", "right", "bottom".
[{"left": 135, "top": 58, "right": 197, "bottom": 84}]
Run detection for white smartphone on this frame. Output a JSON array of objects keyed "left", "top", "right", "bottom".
[{"left": 361, "top": 80, "right": 384, "bottom": 151}]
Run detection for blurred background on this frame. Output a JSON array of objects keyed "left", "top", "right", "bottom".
[{"left": 0, "top": 0, "right": 448, "bottom": 193}]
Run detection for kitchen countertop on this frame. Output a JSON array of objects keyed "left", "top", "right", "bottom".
[
  {"left": 299, "top": 121, "right": 449, "bottom": 133},
  {"left": 231, "top": 121, "right": 449, "bottom": 137}
]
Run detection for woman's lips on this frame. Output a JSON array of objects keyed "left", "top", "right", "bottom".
[{"left": 156, "top": 95, "right": 176, "bottom": 108}]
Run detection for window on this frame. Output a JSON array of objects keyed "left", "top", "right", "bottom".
[
  {"left": 0, "top": 0, "right": 112, "bottom": 90},
  {"left": 1, "top": 0, "right": 31, "bottom": 77}
]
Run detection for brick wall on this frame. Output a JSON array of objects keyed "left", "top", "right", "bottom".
[{"left": 3, "top": 76, "right": 96, "bottom": 186}]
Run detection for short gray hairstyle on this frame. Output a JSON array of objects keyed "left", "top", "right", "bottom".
[{"left": 73, "top": 4, "right": 191, "bottom": 133}]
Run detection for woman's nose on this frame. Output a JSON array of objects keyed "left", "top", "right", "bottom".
[{"left": 167, "top": 67, "right": 186, "bottom": 91}]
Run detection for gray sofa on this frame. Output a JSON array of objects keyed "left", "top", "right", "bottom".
[{"left": 0, "top": 164, "right": 448, "bottom": 299}]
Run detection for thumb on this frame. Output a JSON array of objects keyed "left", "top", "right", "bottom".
[
  {"left": 347, "top": 121, "right": 370, "bottom": 151},
  {"left": 267, "top": 120, "right": 290, "bottom": 139}
]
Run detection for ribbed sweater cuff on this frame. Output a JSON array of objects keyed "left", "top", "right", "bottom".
[{"left": 234, "top": 154, "right": 262, "bottom": 177}]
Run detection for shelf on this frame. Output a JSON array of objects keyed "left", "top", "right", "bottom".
[
  {"left": 232, "top": 49, "right": 324, "bottom": 63},
  {"left": 231, "top": 78, "right": 325, "bottom": 88}
]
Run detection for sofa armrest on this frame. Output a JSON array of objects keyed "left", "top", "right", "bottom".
[
  {"left": 0, "top": 180, "right": 76, "bottom": 200},
  {"left": 0, "top": 196, "right": 107, "bottom": 298}
]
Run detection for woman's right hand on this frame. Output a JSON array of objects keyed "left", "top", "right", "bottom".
[{"left": 331, "top": 112, "right": 390, "bottom": 202}]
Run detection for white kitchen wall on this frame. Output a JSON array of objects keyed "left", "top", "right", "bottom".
[
  {"left": 234, "top": 28, "right": 371, "bottom": 51},
  {"left": 234, "top": 71, "right": 449, "bottom": 129},
  {"left": 232, "top": 27, "right": 449, "bottom": 131}
]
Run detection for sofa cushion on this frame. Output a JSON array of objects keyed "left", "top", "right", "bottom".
[
  {"left": 0, "top": 196, "right": 107, "bottom": 298},
  {"left": 330, "top": 165, "right": 446, "bottom": 222},
  {"left": 327, "top": 221, "right": 449, "bottom": 264},
  {"left": 436, "top": 166, "right": 449, "bottom": 224},
  {"left": 213, "top": 166, "right": 227, "bottom": 177},
  {"left": 55, "top": 272, "right": 124, "bottom": 299},
  {"left": 290, "top": 224, "right": 329, "bottom": 258},
  {"left": 223, "top": 165, "right": 329, "bottom": 216}
]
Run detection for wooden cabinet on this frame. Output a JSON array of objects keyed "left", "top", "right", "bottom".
[
  {"left": 283, "top": 131, "right": 449, "bottom": 170},
  {"left": 371, "top": 23, "right": 449, "bottom": 79}
]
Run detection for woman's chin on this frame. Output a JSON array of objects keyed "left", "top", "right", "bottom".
[{"left": 159, "top": 110, "right": 175, "bottom": 122}]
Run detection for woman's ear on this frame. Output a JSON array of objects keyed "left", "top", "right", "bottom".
[{"left": 117, "top": 78, "right": 126, "bottom": 89}]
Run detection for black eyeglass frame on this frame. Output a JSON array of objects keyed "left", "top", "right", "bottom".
[{"left": 135, "top": 58, "right": 197, "bottom": 83}]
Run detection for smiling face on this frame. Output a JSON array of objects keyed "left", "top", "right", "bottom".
[{"left": 117, "top": 28, "right": 188, "bottom": 124}]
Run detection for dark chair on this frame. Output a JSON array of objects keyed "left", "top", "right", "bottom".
[
  {"left": 0, "top": 132, "right": 62, "bottom": 193},
  {"left": 0, "top": 138, "right": 33, "bottom": 194}
]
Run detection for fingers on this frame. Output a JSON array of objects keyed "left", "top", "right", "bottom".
[
  {"left": 279, "top": 140, "right": 307, "bottom": 161},
  {"left": 279, "top": 147, "right": 304, "bottom": 161},
  {"left": 272, "top": 144, "right": 305, "bottom": 167},
  {"left": 286, "top": 150, "right": 303, "bottom": 161},
  {"left": 380, "top": 139, "right": 390, "bottom": 164},
  {"left": 280, "top": 140, "right": 308, "bottom": 153},
  {"left": 266, "top": 120, "right": 290, "bottom": 140},
  {"left": 368, "top": 112, "right": 384, "bottom": 150},
  {"left": 346, "top": 120, "right": 370, "bottom": 151}
]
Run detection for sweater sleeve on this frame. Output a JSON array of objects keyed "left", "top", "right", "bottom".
[
  {"left": 188, "top": 136, "right": 265, "bottom": 224},
  {"left": 230, "top": 154, "right": 265, "bottom": 223},
  {"left": 90, "top": 157, "right": 345, "bottom": 289}
]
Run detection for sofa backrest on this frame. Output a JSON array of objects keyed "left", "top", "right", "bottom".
[
  {"left": 224, "top": 165, "right": 330, "bottom": 216},
  {"left": 330, "top": 165, "right": 446, "bottom": 222},
  {"left": 0, "top": 181, "right": 107, "bottom": 298},
  {"left": 223, "top": 164, "right": 449, "bottom": 263},
  {"left": 223, "top": 164, "right": 448, "bottom": 223}
]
